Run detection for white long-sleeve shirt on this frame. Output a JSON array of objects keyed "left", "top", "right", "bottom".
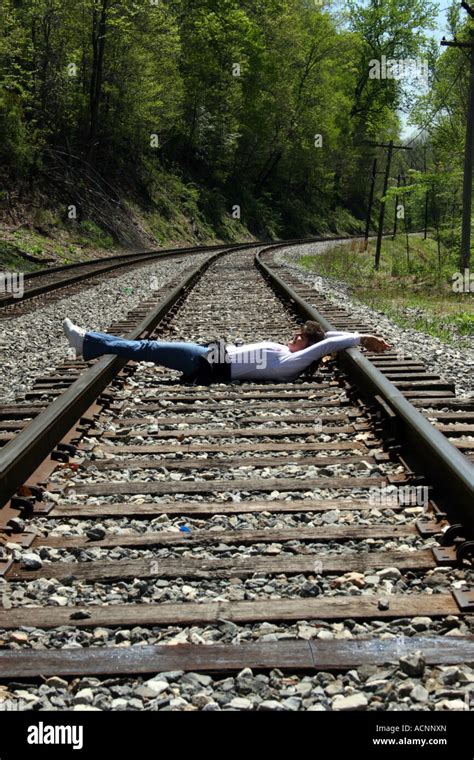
[{"left": 226, "top": 331, "right": 361, "bottom": 381}]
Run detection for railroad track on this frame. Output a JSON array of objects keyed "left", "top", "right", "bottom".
[
  {"left": 0, "top": 241, "right": 473, "bottom": 710},
  {"left": 260, "top": 249, "right": 474, "bottom": 463},
  {"left": 0, "top": 234, "right": 372, "bottom": 319},
  {"left": 0, "top": 240, "right": 263, "bottom": 318},
  {"left": 0, "top": 235, "right": 361, "bottom": 319}
]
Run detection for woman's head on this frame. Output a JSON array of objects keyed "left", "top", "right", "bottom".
[{"left": 287, "top": 320, "right": 325, "bottom": 352}]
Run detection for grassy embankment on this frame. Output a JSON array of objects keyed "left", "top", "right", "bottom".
[
  {"left": 0, "top": 169, "right": 255, "bottom": 272},
  {"left": 297, "top": 236, "right": 474, "bottom": 346}
]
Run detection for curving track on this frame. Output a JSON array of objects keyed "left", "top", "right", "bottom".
[
  {"left": 0, "top": 241, "right": 261, "bottom": 317},
  {"left": 0, "top": 242, "right": 473, "bottom": 706}
]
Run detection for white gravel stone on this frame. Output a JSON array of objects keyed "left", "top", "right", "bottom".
[
  {"left": 257, "top": 700, "right": 286, "bottom": 711},
  {"left": 399, "top": 652, "right": 425, "bottom": 677},
  {"left": 111, "top": 698, "right": 129, "bottom": 710},
  {"left": 317, "top": 630, "right": 334, "bottom": 641},
  {"left": 181, "top": 673, "right": 213, "bottom": 687},
  {"left": 411, "top": 617, "right": 432, "bottom": 631},
  {"left": 228, "top": 697, "right": 252, "bottom": 710},
  {"left": 332, "top": 693, "right": 368, "bottom": 711},
  {"left": 143, "top": 679, "right": 168, "bottom": 695},
  {"left": 20, "top": 553, "right": 43, "bottom": 570},
  {"left": 46, "top": 677, "right": 69, "bottom": 688},
  {"left": 410, "top": 684, "right": 429, "bottom": 703},
  {"left": 73, "top": 688, "right": 94, "bottom": 705},
  {"left": 377, "top": 567, "right": 402, "bottom": 580},
  {"left": 10, "top": 631, "right": 28, "bottom": 643},
  {"left": 436, "top": 699, "right": 468, "bottom": 711}
]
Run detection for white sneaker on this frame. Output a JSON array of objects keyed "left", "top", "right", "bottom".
[{"left": 63, "top": 318, "right": 86, "bottom": 357}]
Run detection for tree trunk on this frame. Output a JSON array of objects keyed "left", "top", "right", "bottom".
[
  {"left": 254, "top": 150, "right": 283, "bottom": 196},
  {"left": 87, "top": 0, "right": 109, "bottom": 164}
]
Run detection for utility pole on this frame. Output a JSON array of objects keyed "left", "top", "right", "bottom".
[
  {"left": 364, "top": 158, "right": 378, "bottom": 245},
  {"left": 424, "top": 191, "right": 430, "bottom": 240},
  {"left": 366, "top": 141, "right": 412, "bottom": 270},
  {"left": 392, "top": 173, "right": 401, "bottom": 239},
  {"left": 401, "top": 174, "right": 410, "bottom": 266},
  {"left": 375, "top": 139, "right": 394, "bottom": 270},
  {"left": 423, "top": 146, "right": 429, "bottom": 240},
  {"left": 442, "top": 1, "right": 474, "bottom": 270}
]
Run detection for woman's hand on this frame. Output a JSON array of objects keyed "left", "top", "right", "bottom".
[{"left": 360, "top": 335, "right": 392, "bottom": 353}]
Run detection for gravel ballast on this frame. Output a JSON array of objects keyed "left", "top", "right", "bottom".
[{"left": 0, "top": 253, "right": 210, "bottom": 403}]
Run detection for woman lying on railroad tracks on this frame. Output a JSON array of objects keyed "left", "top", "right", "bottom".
[{"left": 63, "top": 318, "right": 391, "bottom": 385}]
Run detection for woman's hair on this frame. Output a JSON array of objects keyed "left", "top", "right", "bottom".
[
  {"left": 301, "top": 320, "right": 325, "bottom": 345},
  {"left": 300, "top": 320, "right": 326, "bottom": 378}
]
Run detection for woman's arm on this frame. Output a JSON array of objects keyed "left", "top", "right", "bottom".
[
  {"left": 326, "top": 331, "right": 392, "bottom": 352},
  {"left": 280, "top": 332, "right": 362, "bottom": 371},
  {"left": 280, "top": 332, "right": 391, "bottom": 373}
]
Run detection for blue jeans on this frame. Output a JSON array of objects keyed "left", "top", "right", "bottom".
[{"left": 83, "top": 331, "right": 210, "bottom": 378}]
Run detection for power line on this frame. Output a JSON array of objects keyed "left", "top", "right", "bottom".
[{"left": 394, "top": 62, "right": 465, "bottom": 153}]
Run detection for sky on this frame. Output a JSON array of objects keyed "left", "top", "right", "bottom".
[{"left": 435, "top": 2, "right": 451, "bottom": 38}]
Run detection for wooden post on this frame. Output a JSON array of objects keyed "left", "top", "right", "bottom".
[
  {"left": 364, "top": 158, "right": 377, "bottom": 244},
  {"left": 393, "top": 173, "right": 401, "bottom": 240},
  {"left": 441, "top": 6, "right": 474, "bottom": 270}
]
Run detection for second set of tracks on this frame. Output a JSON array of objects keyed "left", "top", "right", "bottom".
[
  {"left": 0, "top": 240, "right": 262, "bottom": 317},
  {"left": 0, "top": 241, "right": 473, "bottom": 700}
]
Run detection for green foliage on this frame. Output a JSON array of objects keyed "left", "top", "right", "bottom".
[
  {"left": 0, "top": 240, "right": 44, "bottom": 272},
  {"left": 0, "top": 91, "right": 35, "bottom": 175},
  {"left": 297, "top": 236, "right": 473, "bottom": 344},
  {"left": 79, "top": 220, "right": 114, "bottom": 248},
  {"left": 0, "top": 0, "right": 441, "bottom": 240},
  {"left": 346, "top": 0, "right": 436, "bottom": 121},
  {"left": 405, "top": 10, "right": 474, "bottom": 269}
]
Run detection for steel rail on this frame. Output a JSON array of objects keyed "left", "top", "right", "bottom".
[
  {"left": 255, "top": 250, "right": 474, "bottom": 535},
  {"left": 11, "top": 241, "right": 258, "bottom": 283},
  {"left": 0, "top": 242, "right": 256, "bottom": 309},
  {"left": 0, "top": 234, "right": 363, "bottom": 309}
]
